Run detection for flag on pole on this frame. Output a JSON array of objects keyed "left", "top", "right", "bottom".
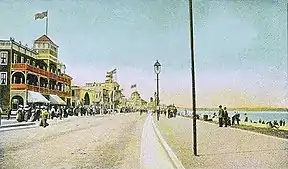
[
  {"left": 111, "top": 68, "right": 117, "bottom": 74},
  {"left": 131, "top": 84, "right": 137, "bottom": 89},
  {"left": 35, "top": 11, "right": 48, "bottom": 20}
]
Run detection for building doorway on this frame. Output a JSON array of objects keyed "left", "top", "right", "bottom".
[
  {"left": 84, "top": 92, "right": 90, "bottom": 105},
  {"left": 11, "top": 95, "right": 24, "bottom": 110}
]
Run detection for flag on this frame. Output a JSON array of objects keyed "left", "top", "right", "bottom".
[
  {"left": 131, "top": 84, "right": 136, "bottom": 89},
  {"left": 106, "top": 73, "right": 113, "bottom": 78},
  {"left": 35, "top": 11, "right": 48, "bottom": 20},
  {"left": 111, "top": 68, "right": 117, "bottom": 74}
]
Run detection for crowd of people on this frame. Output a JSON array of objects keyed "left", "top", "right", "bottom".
[
  {"left": 217, "top": 105, "right": 286, "bottom": 128},
  {"left": 217, "top": 105, "right": 231, "bottom": 127},
  {"left": 137, "top": 105, "right": 178, "bottom": 121},
  {"left": 152, "top": 106, "right": 178, "bottom": 121},
  {"left": 1, "top": 104, "right": 137, "bottom": 128},
  {"left": 163, "top": 107, "right": 178, "bottom": 119}
]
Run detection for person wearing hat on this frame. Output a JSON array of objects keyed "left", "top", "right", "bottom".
[
  {"left": 223, "top": 107, "right": 229, "bottom": 127},
  {"left": 32, "top": 105, "right": 40, "bottom": 122},
  {"left": 16, "top": 105, "right": 24, "bottom": 122},
  {"left": 6, "top": 107, "right": 11, "bottom": 120},
  {"left": 41, "top": 106, "right": 49, "bottom": 127},
  {"left": 23, "top": 105, "right": 30, "bottom": 122},
  {"left": 173, "top": 107, "right": 177, "bottom": 118},
  {"left": 50, "top": 106, "right": 56, "bottom": 120},
  {"left": 218, "top": 105, "right": 224, "bottom": 127}
]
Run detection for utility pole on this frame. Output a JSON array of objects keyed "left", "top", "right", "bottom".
[{"left": 189, "top": 0, "right": 198, "bottom": 156}]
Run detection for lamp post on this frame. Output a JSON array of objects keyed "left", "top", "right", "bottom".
[
  {"left": 189, "top": 0, "right": 197, "bottom": 156},
  {"left": 154, "top": 60, "right": 161, "bottom": 121}
]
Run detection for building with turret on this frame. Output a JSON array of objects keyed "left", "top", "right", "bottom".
[
  {"left": 0, "top": 35, "right": 72, "bottom": 112},
  {"left": 126, "top": 91, "right": 147, "bottom": 109}
]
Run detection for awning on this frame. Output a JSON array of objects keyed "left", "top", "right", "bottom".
[
  {"left": 49, "top": 94, "right": 66, "bottom": 105},
  {"left": 27, "top": 91, "right": 50, "bottom": 104}
]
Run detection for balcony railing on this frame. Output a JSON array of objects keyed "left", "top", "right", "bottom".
[
  {"left": 11, "top": 84, "right": 71, "bottom": 97},
  {"left": 12, "top": 63, "right": 71, "bottom": 83},
  {"left": 10, "top": 84, "right": 27, "bottom": 90}
]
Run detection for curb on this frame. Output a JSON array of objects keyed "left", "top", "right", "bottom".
[
  {"left": 0, "top": 123, "right": 37, "bottom": 132},
  {"left": 151, "top": 118, "right": 186, "bottom": 169},
  {"left": 0, "top": 125, "right": 38, "bottom": 132},
  {"left": 0, "top": 122, "right": 36, "bottom": 129}
]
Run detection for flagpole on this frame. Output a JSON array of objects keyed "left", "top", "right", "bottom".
[{"left": 45, "top": 10, "right": 48, "bottom": 35}]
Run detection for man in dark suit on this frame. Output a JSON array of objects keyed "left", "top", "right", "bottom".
[{"left": 218, "top": 105, "right": 224, "bottom": 127}]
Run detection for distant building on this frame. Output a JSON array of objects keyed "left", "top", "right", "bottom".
[
  {"left": 71, "top": 71, "right": 124, "bottom": 109},
  {"left": 147, "top": 97, "right": 156, "bottom": 110},
  {"left": 71, "top": 82, "right": 110, "bottom": 108},
  {"left": 0, "top": 35, "right": 72, "bottom": 111},
  {"left": 127, "top": 91, "right": 147, "bottom": 109}
]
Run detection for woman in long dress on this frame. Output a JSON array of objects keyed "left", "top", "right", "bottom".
[{"left": 16, "top": 105, "right": 23, "bottom": 122}]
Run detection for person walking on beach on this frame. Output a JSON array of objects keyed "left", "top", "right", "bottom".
[
  {"left": 223, "top": 107, "right": 228, "bottom": 127},
  {"left": 231, "top": 112, "right": 236, "bottom": 126},
  {"left": 218, "top": 105, "right": 224, "bottom": 127},
  {"left": 244, "top": 113, "right": 248, "bottom": 122},
  {"left": 236, "top": 112, "right": 240, "bottom": 125}
]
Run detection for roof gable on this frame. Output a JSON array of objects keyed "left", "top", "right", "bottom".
[{"left": 35, "top": 35, "right": 58, "bottom": 47}]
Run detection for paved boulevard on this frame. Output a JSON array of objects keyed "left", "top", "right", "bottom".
[
  {"left": 154, "top": 115, "right": 288, "bottom": 169},
  {"left": 1, "top": 113, "right": 288, "bottom": 169},
  {"left": 0, "top": 114, "right": 148, "bottom": 169}
]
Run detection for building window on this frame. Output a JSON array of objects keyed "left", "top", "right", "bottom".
[
  {"left": 21, "top": 56, "right": 24, "bottom": 63},
  {"left": 0, "top": 72, "right": 7, "bottom": 85},
  {"left": 0, "top": 51, "right": 8, "bottom": 65},
  {"left": 72, "top": 90, "right": 75, "bottom": 96},
  {"left": 26, "top": 59, "right": 30, "bottom": 64},
  {"left": 32, "top": 61, "right": 35, "bottom": 66},
  {"left": 14, "top": 54, "right": 17, "bottom": 63}
]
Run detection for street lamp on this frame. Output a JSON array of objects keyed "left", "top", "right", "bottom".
[{"left": 154, "top": 60, "right": 161, "bottom": 121}]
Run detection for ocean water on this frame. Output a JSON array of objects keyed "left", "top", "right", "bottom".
[{"left": 181, "top": 110, "right": 288, "bottom": 123}]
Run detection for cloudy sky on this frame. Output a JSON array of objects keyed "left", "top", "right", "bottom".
[{"left": 0, "top": 0, "right": 287, "bottom": 108}]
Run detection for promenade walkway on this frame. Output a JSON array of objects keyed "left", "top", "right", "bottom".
[
  {"left": 155, "top": 115, "right": 288, "bottom": 169},
  {"left": 140, "top": 113, "right": 175, "bottom": 169}
]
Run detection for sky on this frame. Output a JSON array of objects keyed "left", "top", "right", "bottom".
[{"left": 0, "top": 0, "right": 287, "bottom": 108}]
